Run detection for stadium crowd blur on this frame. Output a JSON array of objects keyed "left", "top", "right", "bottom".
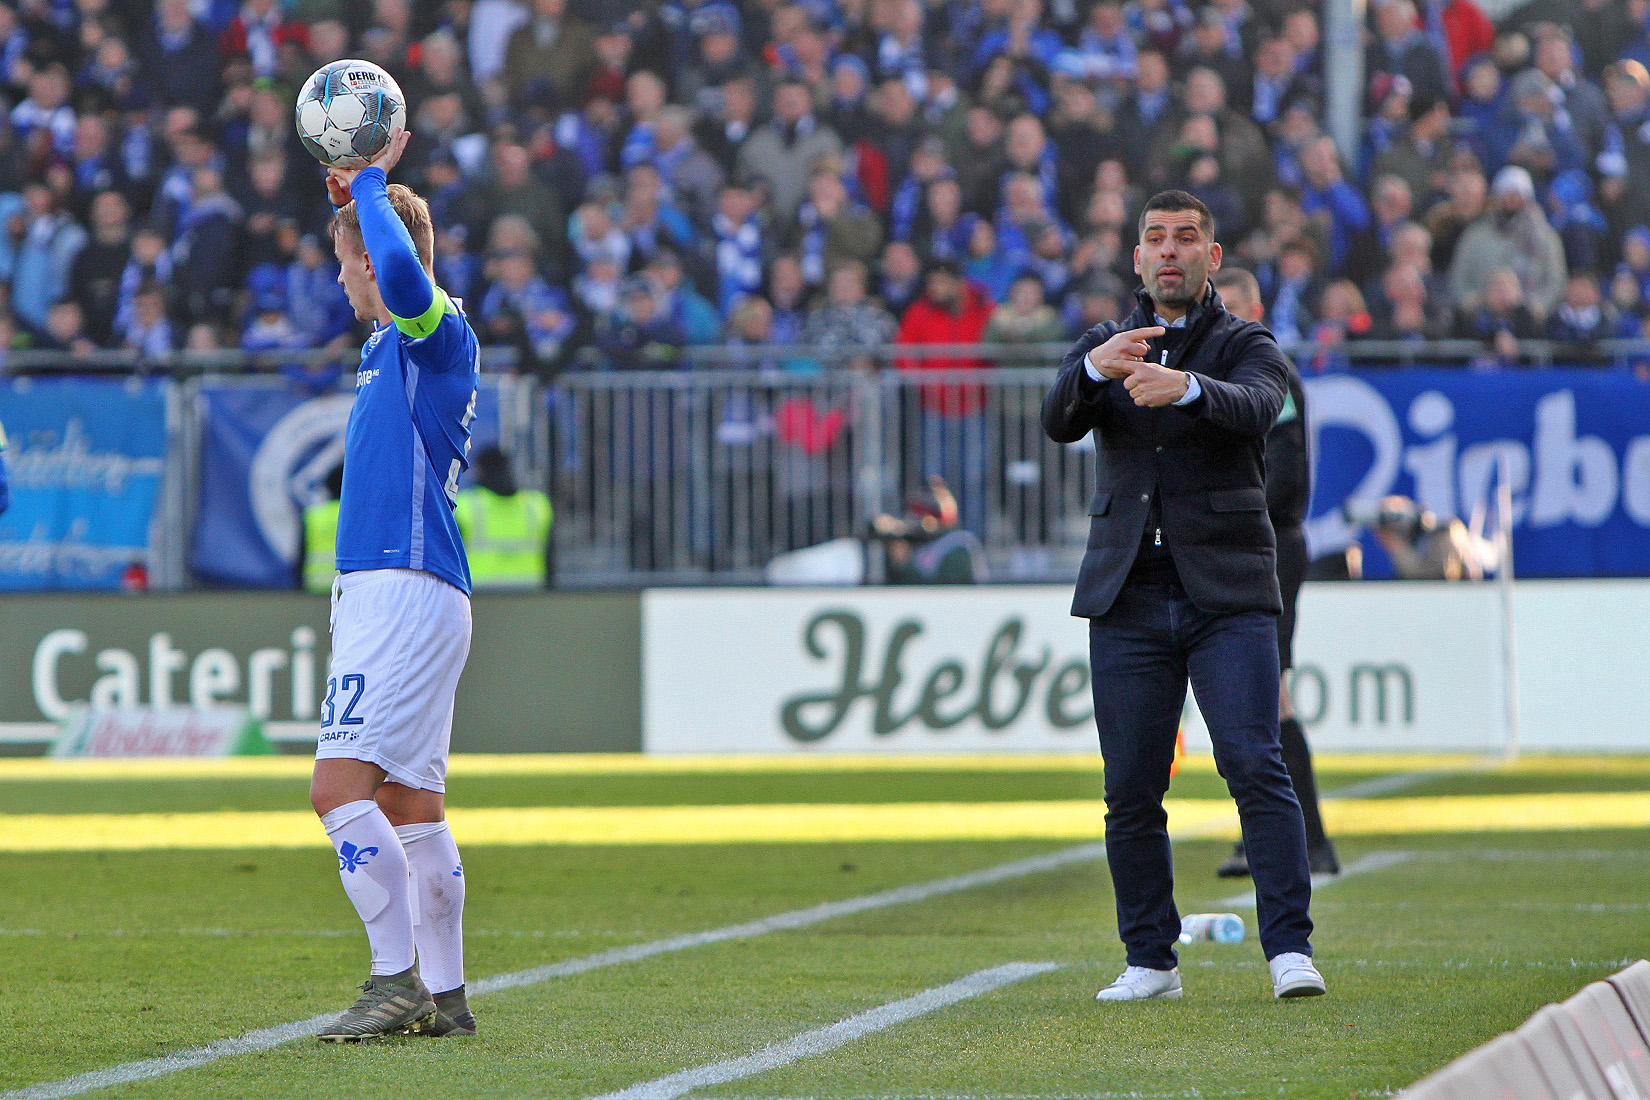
[{"left": 3, "top": 0, "right": 1650, "bottom": 386}]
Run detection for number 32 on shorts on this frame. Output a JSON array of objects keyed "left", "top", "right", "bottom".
[{"left": 321, "top": 674, "right": 367, "bottom": 729}]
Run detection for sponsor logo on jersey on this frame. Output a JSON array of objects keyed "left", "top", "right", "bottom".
[{"left": 356, "top": 366, "right": 381, "bottom": 389}]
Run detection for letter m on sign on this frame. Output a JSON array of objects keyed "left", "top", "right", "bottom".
[{"left": 1349, "top": 664, "right": 1414, "bottom": 725}]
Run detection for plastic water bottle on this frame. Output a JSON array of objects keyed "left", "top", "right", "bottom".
[{"left": 1178, "top": 913, "right": 1245, "bottom": 945}]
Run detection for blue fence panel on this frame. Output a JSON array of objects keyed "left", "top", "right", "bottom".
[
  {"left": 0, "top": 378, "right": 169, "bottom": 590},
  {"left": 192, "top": 382, "right": 501, "bottom": 588},
  {"left": 1306, "top": 368, "right": 1650, "bottom": 578}
]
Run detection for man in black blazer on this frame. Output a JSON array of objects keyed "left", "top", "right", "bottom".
[{"left": 1042, "top": 190, "right": 1323, "bottom": 1002}]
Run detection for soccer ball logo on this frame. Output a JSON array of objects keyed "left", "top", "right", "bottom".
[{"left": 295, "top": 60, "right": 407, "bottom": 170}]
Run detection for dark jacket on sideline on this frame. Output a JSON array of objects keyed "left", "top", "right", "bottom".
[{"left": 1041, "top": 282, "right": 1290, "bottom": 618}]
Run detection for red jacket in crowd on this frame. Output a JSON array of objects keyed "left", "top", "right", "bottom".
[{"left": 894, "top": 280, "right": 994, "bottom": 415}]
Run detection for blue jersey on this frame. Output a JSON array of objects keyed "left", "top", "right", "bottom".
[{"left": 335, "top": 167, "right": 479, "bottom": 596}]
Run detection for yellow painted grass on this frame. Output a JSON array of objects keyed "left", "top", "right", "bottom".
[
  {"left": 0, "top": 751, "right": 1510, "bottom": 782},
  {"left": 4, "top": 792, "right": 1650, "bottom": 851}
]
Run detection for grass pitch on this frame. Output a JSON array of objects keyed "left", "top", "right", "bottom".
[{"left": 0, "top": 753, "right": 1646, "bottom": 1099}]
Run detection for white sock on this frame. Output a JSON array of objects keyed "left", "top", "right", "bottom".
[
  {"left": 396, "top": 821, "right": 466, "bottom": 994},
  {"left": 320, "top": 800, "right": 416, "bottom": 977}
]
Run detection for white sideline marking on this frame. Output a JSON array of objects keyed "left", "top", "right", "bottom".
[
  {"left": 587, "top": 963, "right": 1059, "bottom": 1100},
  {"left": 1321, "top": 770, "right": 1446, "bottom": 800},
  {"left": 1216, "top": 850, "right": 1413, "bottom": 909},
  {"left": 1, "top": 845, "right": 1106, "bottom": 1100}
]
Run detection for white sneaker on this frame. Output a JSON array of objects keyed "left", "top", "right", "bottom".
[
  {"left": 1095, "top": 965, "right": 1183, "bottom": 1001},
  {"left": 1269, "top": 952, "right": 1326, "bottom": 998}
]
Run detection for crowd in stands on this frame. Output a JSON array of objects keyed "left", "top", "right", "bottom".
[{"left": 5, "top": 0, "right": 1650, "bottom": 382}]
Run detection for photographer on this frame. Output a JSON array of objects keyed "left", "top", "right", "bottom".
[
  {"left": 869, "top": 477, "right": 986, "bottom": 585},
  {"left": 1353, "top": 495, "right": 1483, "bottom": 581}
]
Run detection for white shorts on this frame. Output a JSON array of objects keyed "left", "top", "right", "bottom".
[{"left": 315, "top": 568, "right": 472, "bottom": 792}]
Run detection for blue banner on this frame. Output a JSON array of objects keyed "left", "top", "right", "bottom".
[
  {"left": 192, "top": 383, "right": 501, "bottom": 588},
  {"left": 0, "top": 379, "right": 169, "bottom": 590},
  {"left": 1306, "top": 369, "right": 1650, "bottom": 578}
]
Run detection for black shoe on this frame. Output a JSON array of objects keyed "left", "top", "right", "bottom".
[
  {"left": 1307, "top": 840, "right": 1340, "bottom": 876},
  {"left": 1216, "top": 842, "right": 1250, "bottom": 878}
]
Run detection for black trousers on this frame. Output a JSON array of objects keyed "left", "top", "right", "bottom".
[{"left": 1089, "top": 579, "right": 1314, "bottom": 968}]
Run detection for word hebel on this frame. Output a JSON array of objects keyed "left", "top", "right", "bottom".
[{"left": 778, "top": 611, "right": 1093, "bottom": 743}]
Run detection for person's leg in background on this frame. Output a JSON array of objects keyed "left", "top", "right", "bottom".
[{"left": 1219, "top": 522, "right": 1338, "bottom": 877}]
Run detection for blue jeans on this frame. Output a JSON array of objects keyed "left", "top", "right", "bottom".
[{"left": 1088, "top": 580, "right": 1313, "bottom": 969}]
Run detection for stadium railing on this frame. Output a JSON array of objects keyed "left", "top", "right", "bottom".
[{"left": 9, "top": 338, "right": 1646, "bottom": 590}]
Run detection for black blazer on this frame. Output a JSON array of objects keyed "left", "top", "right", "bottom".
[{"left": 1042, "top": 283, "right": 1291, "bottom": 618}]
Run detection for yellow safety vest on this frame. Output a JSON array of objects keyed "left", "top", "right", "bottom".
[
  {"left": 302, "top": 500, "right": 340, "bottom": 594},
  {"left": 454, "top": 487, "right": 552, "bottom": 588}
]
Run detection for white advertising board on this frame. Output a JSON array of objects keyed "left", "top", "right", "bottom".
[
  {"left": 643, "top": 587, "right": 1093, "bottom": 754},
  {"left": 643, "top": 580, "right": 1641, "bottom": 754}
]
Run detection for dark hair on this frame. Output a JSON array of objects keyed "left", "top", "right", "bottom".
[{"left": 1137, "top": 189, "right": 1216, "bottom": 241}]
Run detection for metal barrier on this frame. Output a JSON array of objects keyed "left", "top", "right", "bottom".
[{"left": 545, "top": 367, "right": 1095, "bottom": 587}]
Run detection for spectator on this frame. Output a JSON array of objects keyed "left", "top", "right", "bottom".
[
  {"left": 1366, "top": 0, "right": 1450, "bottom": 109},
  {"left": 620, "top": 70, "right": 668, "bottom": 170},
  {"left": 11, "top": 182, "right": 86, "bottom": 335},
  {"left": 711, "top": 178, "right": 765, "bottom": 315},
  {"left": 878, "top": 239, "right": 923, "bottom": 315},
  {"left": 1456, "top": 265, "right": 1539, "bottom": 362},
  {"left": 597, "top": 278, "right": 685, "bottom": 369},
  {"left": 1245, "top": 35, "right": 1316, "bottom": 129},
  {"left": 1266, "top": 235, "right": 1324, "bottom": 348},
  {"left": 1496, "top": 69, "right": 1587, "bottom": 184},
  {"left": 11, "top": 65, "right": 74, "bottom": 158},
  {"left": 803, "top": 259, "right": 897, "bottom": 370},
  {"left": 285, "top": 233, "right": 353, "bottom": 349},
  {"left": 502, "top": 0, "right": 596, "bottom": 113},
  {"left": 1299, "top": 136, "right": 1372, "bottom": 276},
  {"left": 954, "top": 106, "right": 1008, "bottom": 216},
  {"left": 694, "top": 75, "right": 760, "bottom": 178},
  {"left": 909, "top": 175, "right": 973, "bottom": 262},
  {"left": 1421, "top": 0, "right": 1495, "bottom": 92},
  {"left": 766, "top": 252, "right": 812, "bottom": 344},
  {"left": 474, "top": 142, "right": 566, "bottom": 275},
  {"left": 481, "top": 249, "right": 575, "bottom": 370},
  {"left": 984, "top": 272, "right": 1065, "bottom": 358},
  {"left": 1373, "top": 94, "right": 1454, "bottom": 208},
  {"left": 69, "top": 190, "right": 131, "bottom": 346},
  {"left": 220, "top": 0, "right": 308, "bottom": 80},
  {"left": 1117, "top": 49, "right": 1175, "bottom": 163},
  {"left": 1063, "top": 0, "right": 1139, "bottom": 86},
  {"left": 1371, "top": 262, "right": 1449, "bottom": 340},
  {"left": 120, "top": 280, "right": 174, "bottom": 358},
  {"left": 140, "top": 0, "right": 223, "bottom": 114},
  {"left": 1448, "top": 165, "right": 1568, "bottom": 320},
  {"left": 894, "top": 259, "right": 995, "bottom": 532},
  {"left": 172, "top": 166, "right": 242, "bottom": 327},
  {"left": 619, "top": 161, "right": 696, "bottom": 268},
  {"left": 793, "top": 165, "right": 882, "bottom": 288},
  {"left": 643, "top": 249, "right": 720, "bottom": 345},
  {"left": 43, "top": 300, "right": 95, "bottom": 356},
  {"left": 1547, "top": 168, "right": 1609, "bottom": 274},
  {"left": 1532, "top": 25, "right": 1611, "bottom": 164},
  {"left": 1550, "top": 269, "right": 1624, "bottom": 345},
  {"left": 738, "top": 79, "right": 842, "bottom": 221},
  {"left": 652, "top": 105, "right": 725, "bottom": 230}
]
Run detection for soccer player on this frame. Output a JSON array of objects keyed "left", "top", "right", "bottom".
[{"left": 308, "top": 129, "right": 480, "bottom": 1042}]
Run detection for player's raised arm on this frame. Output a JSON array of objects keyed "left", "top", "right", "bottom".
[{"left": 328, "top": 131, "right": 441, "bottom": 337}]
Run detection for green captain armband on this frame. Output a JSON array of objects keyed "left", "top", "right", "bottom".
[{"left": 393, "top": 288, "right": 453, "bottom": 340}]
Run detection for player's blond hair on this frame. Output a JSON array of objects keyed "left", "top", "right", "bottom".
[{"left": 329, "top": 183, "right": 436, "bottom": 277}]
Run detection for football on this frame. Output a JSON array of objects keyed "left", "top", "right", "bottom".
[{"left": 295, "top": 59, "right": 406, "bottom": 169}]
